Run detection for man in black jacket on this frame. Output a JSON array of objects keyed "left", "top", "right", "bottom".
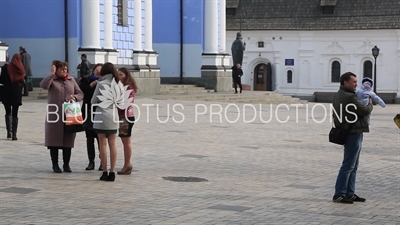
[
  {"left": 19, "top": 46, "right": 32, "bottom": 96},
  {"left": 232, "top": 63, "right": 243, "bottom": 94},
  {"left": 332, "top": 72, "right": 373, "bottom": 204},
  {"left": 78, "top": 54, "right": 92, "bottom": 79}
]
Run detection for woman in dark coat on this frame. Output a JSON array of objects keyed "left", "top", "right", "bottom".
[
  {"left": 40, "top": 61, "right": 84, "bottom": 173},
  {"left": 0, "top": 54, "right": 25, "bottom": 140},
  {"left": 79, "top": 63, "right": 103, "bottom": 170}
]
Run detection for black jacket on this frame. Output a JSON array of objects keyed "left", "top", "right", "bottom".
[
  {"left": 332, "top": 85, "right": 373, "bottom": 133},
  {"left": 79, "top": 75, "right": 97, "bottom": 128},
  {"left": 231, "top": 67, "right": 243, "bottom": 79},
  {"left": 0, "top": 64, "right": 23, "bottom": 106},
  {"left": 79, "top": 60, "right": 92, "bottom": 78}
]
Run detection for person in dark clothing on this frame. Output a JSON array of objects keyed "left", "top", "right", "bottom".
[
  {"left": 231, "top": 63, "right": 243, "bottom": 94},
  {"left": 78, "top": 54, "right": 92, "bottom": 79},
  {"left": 0, "top": 54, "right": 25, "bottom": 140},
  {"left": 19, "top": 46, "right": 33, "bottom": 96},
  {"left": 332, "top": 72, "right": 373, "bottom": 204},
  {"left": 79, "top": 63, "right": 103, "bottom": 170}
]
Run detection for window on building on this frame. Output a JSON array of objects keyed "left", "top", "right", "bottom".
[
  {"left": 331, "top": 61, "right": 341, "bottom": 82},
  {"left": 226, "top": 8, "right": 236, "bottom": 15},
  {"left": 117, "top": 0, "right": 128, "bottom": 26},
  {"left": 363, "top": 60, "right": 373, "bottom": 78},
  {"left": 258, "top": 41, "right": 264, "bottom": 48},
  {"left": 287, "top": 70, "right": 293, "bottom": 83}
]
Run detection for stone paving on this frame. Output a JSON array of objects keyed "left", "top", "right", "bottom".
[{"left": 0, "top": 97, "right": 399, "bottom": 225}]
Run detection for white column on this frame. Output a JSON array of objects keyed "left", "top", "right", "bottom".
[
  {"left": 219, "top": 0, "right": 226, "bottom": 53},
  {"left": 81, "top": 0, "right": 100, "bottom": 48},
  {"left": 134, "top": 0, "right": 142, "bottom": 51},
  {"left": 204, "top": 0, "right": 219, "bottom": 53},
  {"left": 145, "top": 0, "right": 153, "bottom": 51},
  {"left": 104, "top": 0, "right": 113, "bottom": 49}
]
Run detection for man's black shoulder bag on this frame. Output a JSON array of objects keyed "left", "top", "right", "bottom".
[{"left": 329, "top": 121, "right": 353, "bottom": 145}]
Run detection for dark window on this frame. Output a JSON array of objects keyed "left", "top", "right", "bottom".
[
  {"left": 226, "top": 8, "right": 236, "bottom": 15},
  {"left": 258, "top": 41, "right": 264, "bottom": 48},
  {"left": 117, "top": 0, "right": 123, "bottom": 25},
  {"left": 287, "top": 70, "right": 293, "bottom": 83},
  {"left": 363, "top": 60, "right": 373, "bottom": 78},
  {"left": 117, "top": 0, "right": 128, "bottom": 26},
  {"left": 331, "top": 61, "right": 340, "bottom": 82},
  {"left": 322, "top": 6, "right": 334, "bottom": 14}
]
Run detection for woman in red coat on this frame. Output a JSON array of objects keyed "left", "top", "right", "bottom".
[{"left": 0, "top": 54, "right": 25, "bottom": 140}]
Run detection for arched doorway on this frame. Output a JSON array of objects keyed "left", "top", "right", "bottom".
[{"left": 253, "top": 63, "right": 272, "bottom": 91}]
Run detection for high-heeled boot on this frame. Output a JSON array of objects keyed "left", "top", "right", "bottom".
[
  {"left": 4, "top": 115, "right": 12, "bottom": 139},
  {"left": 63, "top": 148, "right": 72, "bottom": 172},
  {"left": 11, "top": 117, "right": 18, "bottom": 140},
  {"left": 50, "top": 149, "right": 62, "bottom": 173}
]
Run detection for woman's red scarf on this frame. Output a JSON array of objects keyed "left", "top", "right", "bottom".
[
  {"left": 56, "top": 73, "right": 69, "bottom": 80},
  {"left": 8, "top": 54, "right": 25, "bottom": 83}
]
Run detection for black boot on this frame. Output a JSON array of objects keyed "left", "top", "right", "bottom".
[
  {"left": 4, "top": 115, "right": 12, "bottom": 139},
  {"left": 11, "top": 117, "right": 18, "bottom": 140},
  {"left": 86, "top": 137, "right": 95, "bottom": 170},
  {"left": 86, "top": 161, "right": 95, "bottom": 170},
  {"left": 63, "top": 148, "right": 72, "bottom": 172},
  {"left": 50, "top": 149, "right": 62, "bottom": 173}
]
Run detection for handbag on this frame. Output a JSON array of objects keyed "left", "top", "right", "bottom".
[
  {"left": 63, "top": 100, "right": 85, "bottom": 133},
  {"left": 329, "top": 121, "right": 353, "bottom": 145}
]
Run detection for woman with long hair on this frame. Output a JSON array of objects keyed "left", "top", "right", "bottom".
[
  {"left": 116, "top": 67, "right": 137, "bottom": 175},
  {"left": 91, "top": 62, "right": 120, "bottom": 181},
  {"left": 0, "top": 54, "right": 25, "bottom": 140},
  {"left": 79, "top": 63, "right": 103, "bottom": 171}
]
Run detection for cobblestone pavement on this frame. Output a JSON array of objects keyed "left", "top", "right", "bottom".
[{"left": 0, "top": 97, "right": 399, "bottom": 225}]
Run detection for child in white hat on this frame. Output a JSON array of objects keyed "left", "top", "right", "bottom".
[{"left": 355, "top": 77, "right": 386, "bottom": 125}]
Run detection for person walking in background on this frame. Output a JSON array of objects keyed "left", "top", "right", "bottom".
[
  {"left": 79, "top": 63, "right": 103, "bottom": 171},
  {"left": 332, "top": 72, "right": 373, "bottom": 204},
  {"left": 116, "top": 67, "right": 137, "bottom": 175},
  {"left": 0, "top": 54, "right": 25, "bottom": 140},
  {"left": 19, "top": 46, "right": 33, "bottom": 96},
  {"left": 78, "top": 54, "right": 92, "bottom": 79},
  {"left": 232, "top": 63, "right": 243, "bottom": 94},
  {"left": 40, "top": 61, "right": 84, "bottom": 173},
  {"left": 91, "top": 62, "right": 120, "bottom": 181}
]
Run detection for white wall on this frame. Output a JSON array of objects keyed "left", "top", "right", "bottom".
[{"left": 226, "top": 29, "right": 400, "bottom": 96}]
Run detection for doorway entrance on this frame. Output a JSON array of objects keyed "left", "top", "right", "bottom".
[{"left": 253, "top": 63, "right": 272, "bottom": 91}]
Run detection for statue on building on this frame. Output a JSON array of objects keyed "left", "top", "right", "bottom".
[{"left": 231, "top": 32, "right": 246, "bottom": 66}]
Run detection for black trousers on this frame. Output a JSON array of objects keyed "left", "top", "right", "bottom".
[
  {"left": 3, "top": 104, "right": 19, "bottom": 117},
  {"left": 49, "top": 147, "right": 71, "bottom": 165},
  {"left": 233, "top": 77, "right": 242, "bottom": 93},
  {"left": 22, "top": 77, "right": 29, "bottom": 96},
  {"left": 85, "top": 129, "right": 100, "bottom": 162}
]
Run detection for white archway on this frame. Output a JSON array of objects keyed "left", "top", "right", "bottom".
[{"left": 247, "top": 57, "right": 274, "bottom": 91}]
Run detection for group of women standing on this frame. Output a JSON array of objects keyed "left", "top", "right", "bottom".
[{"left": 39, "top": 61, "right": 137, "bottom": 182}]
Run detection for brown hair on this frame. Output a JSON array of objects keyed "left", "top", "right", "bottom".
[
  {"left": 54, "top": 61, "right": 68, "bottom": 71},
  {"left": 8, "top": 54, "right": 25, "bottom": 83},
  {"left": 52, "top": 60, "right": 61, "bottom": 66},
  {"left": 92, "top": 63, "right": 103, "bottom": 73},
  {"left": 100, "top": 62, "right": 118, "bottom": 80},
  {"left": 340, "top": 72, "right": 356, "bottom": 85},
  {"left": 118, "top": 67, "right": 138, "bottom": 93}
]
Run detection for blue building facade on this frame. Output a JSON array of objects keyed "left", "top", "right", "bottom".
[{"left": 0, "top": 0, "right": 227, "bottom": 88}]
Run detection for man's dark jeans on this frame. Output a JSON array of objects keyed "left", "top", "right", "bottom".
[
  {"left": 22, "top": 76, "right": 29, "bottom": 96},
  {"left": 334, "top": 133, "right": 363, "bottom": 197}
]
